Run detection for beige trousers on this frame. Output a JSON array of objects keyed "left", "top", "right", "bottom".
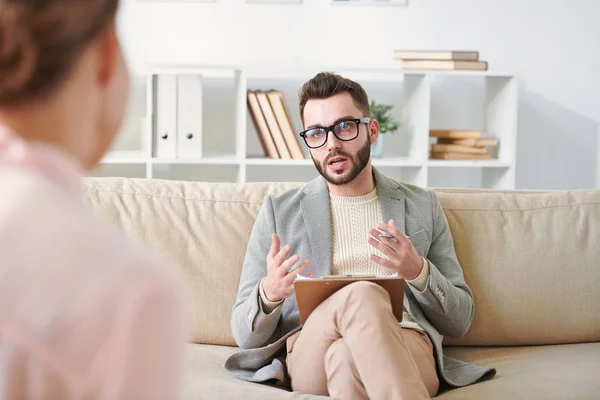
[{"left": 286, "top": 281, "right": 439, "bottom": 400}]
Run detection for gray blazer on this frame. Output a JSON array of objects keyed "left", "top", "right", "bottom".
[{"left": 225, "top": 169, "right": 495, "bottom": 389}]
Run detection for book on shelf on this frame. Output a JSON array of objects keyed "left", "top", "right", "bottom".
[
  {"left": 247, "top": 90, "right": 280, "bottom": 159},
  {"left": 430, "top": 130, "right": 483, "bottom": 139},
  {"left": 430, "top": 152, "right": 492, "bottom": 160},
  {"left": 266, "top": 90, "right": 305, "bottom": 160},
  {"left": 436, "top": 137, "right": 499, "bottom": 147},
  {"left": 402, "top": 60, "right": 488, "bottom": 71},
  {"left": 255, "top": 91, "right": 292, "bottom": 160},
  {"left": 393, "top": 50, "right": 479, "bottom": 61},
  {"left": 431, "top": 144, "right": 489, "bottom": 155}
]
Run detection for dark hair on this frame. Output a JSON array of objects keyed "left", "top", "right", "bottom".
[
  {"left": 0, "top": 0, "right": 119, "bottom": 106},
  {"left": 298, "top": 72, "right": 371, "bottom": 123}
]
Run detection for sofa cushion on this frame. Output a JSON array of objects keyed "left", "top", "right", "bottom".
[
  {"left": 83, "top": 178, "right": 302, "bottom": 346},
  {"left": 82, "top": 178, "right": 600, "bottom": 347},
  {"left": 182, "top": 344, "right": 327, "bottom": 399},
  {"left": 437, "top": 189, "right": 600, "bottom": 346},
  {"left": 181, "top": 342, "right": 600, "bottom": 400},
  {"left": 438, "top": 342, "right": 600, "bottom": 399}
]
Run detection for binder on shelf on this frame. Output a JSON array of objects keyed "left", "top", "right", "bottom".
[
  {"left": 154, "top": 74, "right": 178, "bottom": 158},
  {"left": 248, "top": 90, "right": 280, "bottom": 159},
  {"left": 177, "top": 74, "right": 203, "bottom": 159},
  {"left": 255, "top": 91, "right": 292, "bottom": 160},
  {"left": 266, "top": 90, "right": 305, "bottom": 159}
]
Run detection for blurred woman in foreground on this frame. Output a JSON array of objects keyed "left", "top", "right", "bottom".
[{"left": 0, "top": 1, "right": 187, "bottom": 398}]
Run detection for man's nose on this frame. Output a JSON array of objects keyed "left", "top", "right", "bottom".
[{"left": 325, "top": 130, "right": 341, "bottom": 151}]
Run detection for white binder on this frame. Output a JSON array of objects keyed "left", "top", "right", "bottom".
[
  {"left": 176, "top": 74, "right": 203, "bottom": 159},
  {"left": 154, "top": 74, "right": 177, "bottom": 158}
]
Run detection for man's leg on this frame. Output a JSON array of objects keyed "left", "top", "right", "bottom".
[
  {"left": 402, "top": 328, "right": 440, "bottom": 397},
  {"left": 324, "top": 338, "right": 369, "bottom": 400},
  {"left": 286, "top": 281, "right": 435, "bottom": 399},
  {"left": 324, "top": 332, "right": 439, "bottom": 399}
]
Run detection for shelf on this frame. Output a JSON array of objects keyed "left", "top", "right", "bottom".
[
  {"left": 141, "top": 64, "right": 242, "bottom": 78},
  {"left": 103, "top": 156, "right": 511, "bottom": 169},
  {"left": 151, "top": 156, "right": 239, "bottom": 165},
  {"left": 244, "top": 157, "right": 423, "bottom": 167},
  {"left": 372, "top": 157, "right": 423, "bottom": 167},
  {"left": 403, "top": 70, "right": 514, "bottom": 78},
  {"left": 102, "top": 156, "right": 424, "bottom": 167},
  {"left": 101, "top": 151, "right": 148, "bottom": 164},
  {"left": 333, "top": 1, "right": 407, "bottom": 6},
  {"left": 246, "top": 67, "right": 404, "bottom": 82},
  {"left": 245, "top": 158, "right": 313, "bottom": 166},
  {"left": 427, "top": 159, "right": 512, "bottom": 168}
]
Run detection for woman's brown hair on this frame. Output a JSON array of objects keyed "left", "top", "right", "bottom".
[{"left": 0, "top": 0, "right": 119, "bottom": 106}]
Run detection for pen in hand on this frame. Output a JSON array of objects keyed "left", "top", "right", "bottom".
[
  {"left": 379, "top": 232, "right": 408, "bottom": 240},
  {"left": 379, "top": 229, "right": 424, "bottom": 241}
]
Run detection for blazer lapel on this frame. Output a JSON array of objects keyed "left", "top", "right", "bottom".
[
  {"left": 300, "top": 176, "right": 332, "bottom": 277},
  {"left": 373, "top": 169, "right": 428, "bottom": 311},
  {"left": 374, "top": 168, "right": 406, "bottom": 235}
]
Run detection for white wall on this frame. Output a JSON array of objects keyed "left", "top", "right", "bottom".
[{"left": 117, "top": 0, "right": 600, "bottom": 189}]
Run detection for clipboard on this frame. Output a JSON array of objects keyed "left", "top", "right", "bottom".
[{"left": 294, "top": 276, "right": 406, "bottom": 325}]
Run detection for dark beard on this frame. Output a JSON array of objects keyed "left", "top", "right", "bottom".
[{"left": 312, "top": 135, "right": 371, "bottom": 186}]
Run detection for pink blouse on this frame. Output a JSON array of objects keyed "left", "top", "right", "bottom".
[{"left": 0, "top": 126, "right": 188, "bottom": 399}]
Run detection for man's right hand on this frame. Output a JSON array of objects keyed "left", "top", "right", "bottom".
[{"left": 262, "top": 234, "right": 312, "bottom": 302}]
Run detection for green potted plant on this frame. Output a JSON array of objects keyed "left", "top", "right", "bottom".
[{"left": 369, "top": 100, "right": 400, "bottom": 158}]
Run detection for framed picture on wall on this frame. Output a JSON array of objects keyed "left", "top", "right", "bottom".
[{"left": 332, "top": 0, "right": 408, "bottom": 5}]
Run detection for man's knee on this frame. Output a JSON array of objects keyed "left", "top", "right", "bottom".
[
  {"left": 315, "top": 281, "right": 393, "bottom": 321},
  {"left": 338, "top": 281, "right": 389, "bottom": 303}
]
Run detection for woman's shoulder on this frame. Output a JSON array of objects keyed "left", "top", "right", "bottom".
[{"left": 0, "top": 165, "right": 179, "bottom": 299}]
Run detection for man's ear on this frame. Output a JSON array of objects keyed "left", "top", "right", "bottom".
[
  {"left": 370, "top": 119, "right": 380, "bottom": 144},
  {"left": 97, "top": 23, "right": 118, "bottom": 87}
]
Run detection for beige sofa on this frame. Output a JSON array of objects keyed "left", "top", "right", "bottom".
[{"left": 82, "top": 177, "right": 600, "bottom": 399}]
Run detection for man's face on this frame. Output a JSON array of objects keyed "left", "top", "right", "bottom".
[{"left": 302, "top": 92, "right": 374, "bottom": 186}]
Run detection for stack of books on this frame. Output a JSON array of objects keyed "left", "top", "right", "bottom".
[
  {"left": 393, "top": 50, "right": 488, "bottom": 71},
  {"left": 247, "top": 90, "right": 305, "bottom": 160},
  {"left": 429, "top": 130, "right": 499, "bottom": 160}
]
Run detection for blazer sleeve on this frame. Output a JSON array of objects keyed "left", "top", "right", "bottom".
[
  {"left": 230, "top": 196, "right": 284, "bottom": 349},
  {"left": 407, "top": 190, "right": 475, "bottom": 338}
]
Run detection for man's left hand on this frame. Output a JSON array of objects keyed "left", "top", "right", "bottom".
[{"left": 368, "top": 219, "right": 424, "bottom": 280}]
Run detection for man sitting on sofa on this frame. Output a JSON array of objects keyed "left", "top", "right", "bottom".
[{"left": 225, "top": 72, "right": 495, "bottom": 399}]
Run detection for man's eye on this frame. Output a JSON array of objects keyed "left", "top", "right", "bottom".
[
  {"left": 339, "top": 122, "right": 351, "bottom": 130},
  {"left": 308, "top": 129, "right": 324, "bottom": 138}
]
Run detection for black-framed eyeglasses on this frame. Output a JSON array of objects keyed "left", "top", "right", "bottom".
[{"left": 299, "top": 118, "right": 371, "bottom": 149}]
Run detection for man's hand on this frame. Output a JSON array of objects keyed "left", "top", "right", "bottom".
[
  {"left": 262, "top": 234, "right": 312, "bottom": 302},
  {"left": 367, "top": 219, "right": 423, "bottom": 280}
]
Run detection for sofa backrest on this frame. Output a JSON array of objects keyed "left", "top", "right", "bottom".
[{"left": 82, "top": 178, "right": 600, "bottom": 347}]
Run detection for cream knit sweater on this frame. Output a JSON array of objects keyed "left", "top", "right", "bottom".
[{"left": 329, "top": 189, "right": 428, "bottom": 330}]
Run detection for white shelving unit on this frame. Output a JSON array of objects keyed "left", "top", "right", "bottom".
[{"left": 91, "top": 65, "right": 519, "bottom": 190}]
